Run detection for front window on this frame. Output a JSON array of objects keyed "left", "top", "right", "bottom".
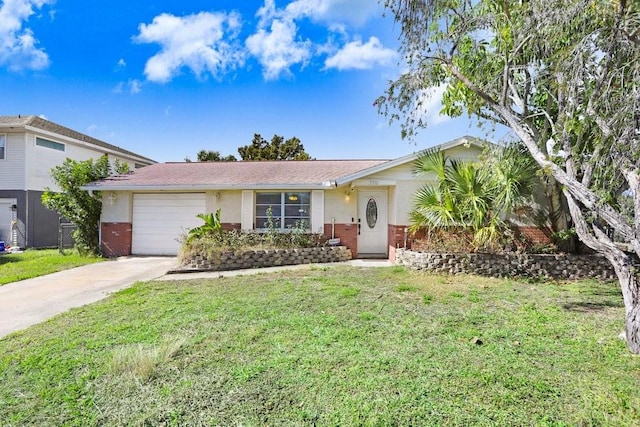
[
  {"left": 0, "top": 134, "right": 5, "bottom": 159},
  {"left": 255, "top": 192, "right": 311, "bottom": 230}
]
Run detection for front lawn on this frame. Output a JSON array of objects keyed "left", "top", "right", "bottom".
[
  {"left": 0, "top": 249, "right": 103, "bottom": 285},
  {"left": 1, "top": 266, "right": 639, "bottom": 425}
]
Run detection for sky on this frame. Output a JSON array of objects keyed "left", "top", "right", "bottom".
[{"left": 0, "top": 0, "right": 484, "bottom": 163}]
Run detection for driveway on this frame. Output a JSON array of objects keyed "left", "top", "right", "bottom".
[{"left": 0, "top": 256, "right": 177, "bottom": 339}]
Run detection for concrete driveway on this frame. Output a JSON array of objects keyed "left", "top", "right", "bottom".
[{"left": 0, "top": 256, "right": 177, "bottom": 339}]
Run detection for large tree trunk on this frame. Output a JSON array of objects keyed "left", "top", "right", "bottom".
[
  {"left": 565, "top": 192, "right": 640, "bottom": 353},
  {"left": 543, "top": 179, "right": 577, "bottom": 253},
  {"left": 612, "top": 259, "right": 640, "bottom": 354}
]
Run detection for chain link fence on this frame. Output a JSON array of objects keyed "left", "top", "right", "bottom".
[{"left": 58, "top": 221, "right": 76, "bottom": 253}]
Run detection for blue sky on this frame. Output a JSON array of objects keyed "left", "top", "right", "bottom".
[{"left": 0, "top": 0, "right": 482, "bottom": 162}]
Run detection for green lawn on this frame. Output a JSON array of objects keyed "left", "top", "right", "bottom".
[
  {"left": 0, "top": 249, "right": 103, "bottom": 285},
  {"left": 1, "top": 266, "right": 639, "bottom": 426}
]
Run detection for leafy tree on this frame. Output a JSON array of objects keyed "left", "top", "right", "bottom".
[
  {"left": 411, "top": 143, "right": 538, "bottom": 249},
  {"left": 42, "top": 156, "right": 129, "bottom": 255},
  {"left": 378, "top": 1, "right": 640, "bottom": 352},
  {"left": 238, "top": 134, "right": 313, "bottom": 160},
  {"left": 184, "top": 150, "right": 237, "bottom": 162}
]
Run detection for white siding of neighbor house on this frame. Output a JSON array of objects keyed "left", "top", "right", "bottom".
[
  {"left": 0, "top": 133, "right": 26, "bottom": 190},
  {"left": 24, "top": 132, "right": 145, "bottom": 192}
]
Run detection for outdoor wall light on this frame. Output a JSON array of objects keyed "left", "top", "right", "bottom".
[
  {"left": 344, "top": 191, "right": 351, "bottom": 202},
  {"left": 213, "top": 192, "right": 221, "bottom": 202},
  {"left": 108, "top": 192, "right": 117, "bottom": 205}
]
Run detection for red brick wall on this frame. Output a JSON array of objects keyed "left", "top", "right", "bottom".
[
  {"left": 388, "top": 224, "right": 410, "bottom": 262},
  {"left": 221, "top": 223, "right": 242, "bottom": 231},
  {"left": 324, "top": 223, "right": 358, "bottom": 257},
  {"left": 515, "top": 226, "right": 552, "bottom": 245},
  {"left": 101, "top": 222, "right": 132, "bottom": 257}
]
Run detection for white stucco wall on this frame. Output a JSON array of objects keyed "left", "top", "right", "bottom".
[
  {"left": 208, "top": 190, "right": 242, "bottom": 223},
  {"left": 324, "top": 188, "right": 357, "bottom": 225},
  {"left": 101, "top": 191, "right": 132, "bottom": 223},
  {"left": 345, "top": 143, "right": 483, "bottom": 226}
]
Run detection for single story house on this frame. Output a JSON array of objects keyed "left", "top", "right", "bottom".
[
  {"left": 0, "top": 115, "right": 155, "bottom": 248},
  {"left": 84, "top": 137, "right": 487, "bottom": 259}
]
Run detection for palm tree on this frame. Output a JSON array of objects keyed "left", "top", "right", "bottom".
[{"left": 410, "top": 142, "right": 538, "bottom": 249}]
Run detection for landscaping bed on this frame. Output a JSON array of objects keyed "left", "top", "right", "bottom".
[
  {"left": 175, "top": 245, "right": 352, "bottom": 272},
  {"left": 396, "top": 248, "right": 616, "bottom": 280}
]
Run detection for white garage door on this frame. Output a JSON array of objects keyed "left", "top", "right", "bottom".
[{"left": 132, "top": 193, "right": 206, "bottom": 255}]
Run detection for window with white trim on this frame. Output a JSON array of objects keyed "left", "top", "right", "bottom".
[
  {"left": 36, "top": 137, "right": 65, "bottom": 152},
  {"left": 255, "top": 192, "right": 311, "bottom": 230},
  {"left": 0, "top": 134, "right": 5, "bottom": 159}
]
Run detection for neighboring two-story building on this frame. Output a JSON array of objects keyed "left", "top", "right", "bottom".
[{"left": 0, "top": 115, "right": 155, "bottom": 248}]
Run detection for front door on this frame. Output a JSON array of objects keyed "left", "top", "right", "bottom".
[{"left": 357, "top": 189, "right": 388, "bottom": 256}]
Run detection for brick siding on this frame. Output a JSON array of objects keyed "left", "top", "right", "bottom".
[
  {"left": 101, "top": 222, "right": 132, "bottom": 257},
  {"left": 324, "top": 223, "right": 358, "bottom": 257}
]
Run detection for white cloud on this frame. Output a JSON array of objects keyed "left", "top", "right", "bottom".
[
  {"left": 0, "top": 0, "right": 54, "bottom": 71},
  {"left": 285, "top": 0, "right": 381, "bottom": 26},
  {"left": 112, "top": 79, "right": 143, "bottom": 94},
  {"left": 413, "top": 84, "right": 451, "bottom": 126},
  {"left": 246, "top": 0, "right": 388, "bottom": 80},
  {"left": 129, "top": 79, "right": 142, "bottom": 94},
  {"left": 116, "top": 58, "right": 126, "bottom": 69},
  {"left": 324, "top": 36, "right": 396, "bottom": 70},
  {"left": 246, "top": 17, "right": 311, "bottom": 80},
  {"left": 134, "top": 11, "right": 244, "bottom": 83}
]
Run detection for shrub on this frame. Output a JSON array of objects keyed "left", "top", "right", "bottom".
[
  {"left": 179, "top": 209, "right": 326, "bottom": 264},
  {"left": 411, "top": 227, "right": 559, "bottom": 254}
]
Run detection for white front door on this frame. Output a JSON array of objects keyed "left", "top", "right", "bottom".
[{"left": 357, "top": 189, "right": 388, "bottom": 255}]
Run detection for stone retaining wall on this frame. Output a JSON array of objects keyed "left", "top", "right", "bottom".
[
  {"left": 395, "top": 249, "right": 616, "bottom": 280},
  {"left": 178, "top": 246, "right": 352, "bottom": 272}
]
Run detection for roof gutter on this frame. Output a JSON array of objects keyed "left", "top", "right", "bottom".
[{"left": 81, "top": 182, "right": 336, "bottom": 191}]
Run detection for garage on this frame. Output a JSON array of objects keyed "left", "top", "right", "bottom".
[{"left": 131, "top": 193, "right": 206, "bottom": 255}]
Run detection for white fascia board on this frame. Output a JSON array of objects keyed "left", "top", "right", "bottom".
[
  {"left": 25, "top": 125, "right": 155, "bottom": 165},
  {"left": 80, "top": 183, "right": 332, "bottom": 191},
  {"left": 334, "top": 136, "right": 487, "bottom": 186}
]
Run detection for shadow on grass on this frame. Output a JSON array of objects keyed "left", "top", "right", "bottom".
[
  {"left": 0, "top": 254, "right": 23, "bottom": 266},
  {"left": 562, "top": 300, "right": 624, "bottom": 313}
]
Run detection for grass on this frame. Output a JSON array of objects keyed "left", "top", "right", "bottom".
[
  {"left": 1, "top": 266, "right": 639, "bottom": 426},
  {"left": 0, "top": 248, "right": 103, "bottom": 285}
]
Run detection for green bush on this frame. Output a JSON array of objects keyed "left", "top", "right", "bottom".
[
  {"left": 179, "top": 209, "right": 326, "bottom": 263},
  {"left": 179, "top": 229, "right": 326, "bottom": 263}
]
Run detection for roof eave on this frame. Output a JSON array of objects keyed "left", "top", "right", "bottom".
[
  {"left": 81, "top": 182, "right": 336, "bottom": 192},
  {"left": 334, "top": 136, "right": 487, "bottom": 186}
]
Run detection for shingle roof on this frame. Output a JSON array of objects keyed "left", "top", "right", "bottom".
[
  {"left": 84, "top": 160, "right": 389, "bottom": 190},
  {"left": 0, "top": 115, "right": 155, "bottom": 164}
]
